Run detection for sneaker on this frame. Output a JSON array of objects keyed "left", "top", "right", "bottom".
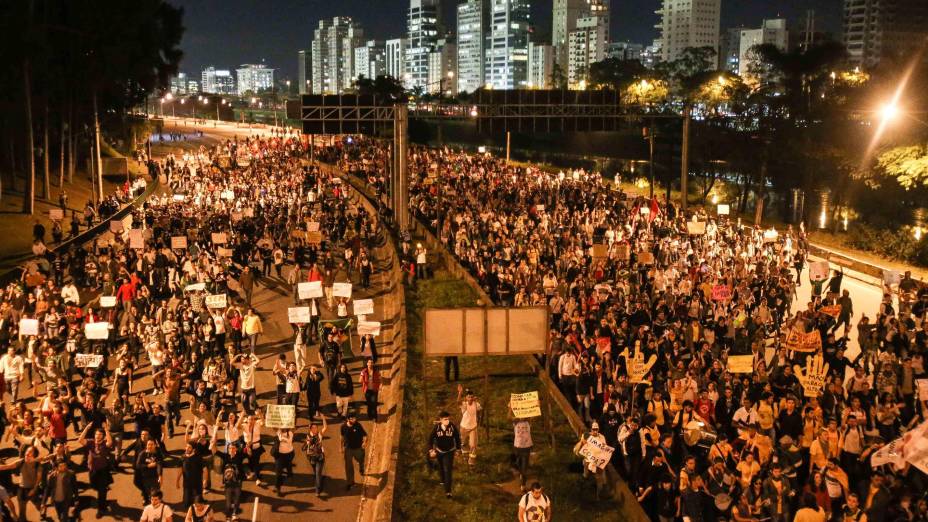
[{"left": 256, "top": 479, "right": 266, "bottom": 487}]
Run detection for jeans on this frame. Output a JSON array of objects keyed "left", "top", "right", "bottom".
[
  {"left": 344, "top": 447, "right": 365, "bottom": 485},
  {"left": 274, "top": 452, "right": 294, "bottom": 488},
  {"left": 514, "top": 447, "right": 531, "bottom": 485},
  {"left": 5, "top": 378, "right": 19, "bottom": 402},
  {"left": 248, "top": 333, "right": 259, "bottom": 352},
  {"left": 307, "top": 392, "right": 321, "bottom": 419},
  {"left": 364, "top": 390, "right": 378, "bottom": 420},
  {"left": 241, "top": 388, "right": 258, "bottom": 414},
  {"left": 225, "top": 485, "right": 242, "bottom": 517},
  {"left": 182, "top": 481, "right": 202, "bottom": 510},
  {"left": 310, "top": 457, "right": 325, "bottom": 493},
  {"left": 336, "top": 396, "right": 350, "bottom": 417},
  {"left": 166, "top": 400, "right": 182, "bottom": 433},
  {"left": 437, "top": 451, "right": 455, "bottom": 493},
  {"left": 54, "top": 501, "right": 72, "bottom": 522}
]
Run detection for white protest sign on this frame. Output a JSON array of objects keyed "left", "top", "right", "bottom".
[
  {"left": 307, "top": 221, "right": 320, "bottom": 232},
  {"left": 717, "top": 204, "right": 730, "bottom": 215},
  {"left": 221, "top": 190, "right": 235, "bottom": 200},
  {"left": 510, "top": 391, "right": 542, "bottom": 419},
  {"left": 211, "top": 232, "right": 228, "bottom": 244},
  {"left": 358, "top": 321, "right": 381, "bottom": 336},
  {"left": 298, "top": 281, "right": 323, "bottom": 299},
  {"left": 333, "top": 282, "right": 352, "bottom": 298},
  {"left": 809, "top": 261, "right": 830, "bottom": 282},
  {"left": 883, "top": 270, "right": 901, "bottom": 286},
  {"left": 171, "top": 236, "right": 188, "bottom": 250},
  {"left": 578, "top": 437, "right": 615, "bottom": 470},
  {"left": 128, "top": 229, "right": 144, "bottom": 249},
  {"left": 84, "top": 322, "right": 110, "bottom": 340},
  {"left": 109, "top": 220, "right": 123, "bottom": 233},
  {"left": 264, "top": 404, "right": 296, "bottom": 429},
  {"left": 100, "top": 296, "right": 117, "bottom": 308},
  {"left": 353, "top": 299, "right": 374, "bottom": 316},
  {"left": 231, "top": 211, "right": 243, "bottom": 222},
  {"left": 288, "top": 307, "right": 311, "bottom": 324},
  {"left": 185, "top": 283, "right": 206, "bottom": 292},
  {"left": 18, "top": 319, "right": 39, "bottom": 336},
  {"left": 217, "top": 247, "right": 234, "bottom": 258},
  {"left": 686, "top": 221, "right": 706, "bottom": 235},
  {"left": 205, "top": 294, "right": 227, "bottom": 309},
  {"left": 75, "top": 354, "right": 104, "bottom": 368},
  {"left": 49, "top": 208, "right": 63, "bottom": 221}
]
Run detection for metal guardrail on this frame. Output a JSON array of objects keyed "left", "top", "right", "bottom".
[{"left": 0, "top": 175, "right": 160, "bottom": 288}]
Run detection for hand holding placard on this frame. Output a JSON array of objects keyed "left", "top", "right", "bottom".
[
  {"left": 794, "top": 353, "right": 829, "bottom": 398},
  {"left": 620, "top": 342, "right": 657, "bottom": 385}
]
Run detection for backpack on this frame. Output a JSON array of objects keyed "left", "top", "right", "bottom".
[{"left": 222, "top": 463, "right": 240, "bottom": 486}]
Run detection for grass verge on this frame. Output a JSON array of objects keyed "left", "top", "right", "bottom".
[{"left": 394, "top": 273, "right": 629, "bottom": 521}]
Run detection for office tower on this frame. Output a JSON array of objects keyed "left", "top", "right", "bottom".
[
  {"left": 170, "top": 73, "right": 188, "bottom": 95},
  {"left": 738, "top": 19, "right": 788, "bottom": 77},
  {"left": 607, "top": 41, "right": 644, "bottom": 61},
  {"left": 528, "top": 42, "right": 554, "bottom": 88},
  {"left": 719, "top": 28, "right": 741, "bottom": 74},
  {"left": 428, "top": 38, "right": 458, "bottom": 95},
  {"left": 657, "top": 0, "right": 721, "bottom": 66},
  {"left": 312, "top": 17, "right": 364, "bottom": 94},
  {"left": 407, "top": 0, "right": 441, "bottom": 89},
  {"left": 298, "top": 50, "right": 311, "bottom": 94},
  {"left": 553, "top": 0, "right": 584, "bottom": 68},
  {"left": 457, "top": 0, "right": 490, "bottom": 93},
  {"left": 844, "top": 0, "right": 928, "bottom": 68},
  {"left": 567, "top": 13, "right": 608, "bottom": 87},
  {"left": 641, "top": 40, "right": 662, "bottom": 68},
  {"left": 201, "top": 66, "right": 236, "bottom": 94},
  {"left": 485, "top": 0, "right": 531, "bottom": 89},
  {"left": 354, "top": 40, "right": 387, "bottom": 81},
  {"left": 236, "top": 64, "right": 275, "bottom": 96},
  {"left": 386, "top": 38, "right": 408, "bottom": 82}
]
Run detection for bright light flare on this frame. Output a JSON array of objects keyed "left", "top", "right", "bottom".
[{"left": 880, "top": 102, "right": 900, "bottom": 123}]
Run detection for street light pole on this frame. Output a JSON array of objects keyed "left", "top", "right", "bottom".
[
  {"left": 680, "top": 105, "right": 691, "bottom": 213},
  {"left": 648, "top": 120, "right": 655, "bottom": 199}
]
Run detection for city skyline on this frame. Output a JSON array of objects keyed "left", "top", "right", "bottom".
[{"left": 169, "top": 0, "right": 841, "bottom": 81}]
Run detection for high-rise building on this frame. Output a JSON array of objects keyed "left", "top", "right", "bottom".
[
  {"left": 738, "top": 19, "right": 788, "bottom": 78},
  {"left": 407, "top": 0, "right": 441, "bottom": 89},
  {"left": 485, "top": 0, "right": 531, "bottom": 90},
  {"left": 527, "top": 42, "right": 555, "bottom": 88},
  {"left": 386, "top": 38, "right": 407, "bottom": 82},
  {"left": 657, "top": 0, "right": 721, "bottom": 65},
  {"left": 844, "top": 0, "right": 928, "bottom": 69},
  {"left": 187, "top": 80, "right": 199, "bottom": 93},
  {"left": 354, "top": 40, "right": 387, "bottom": 81},
  {"left": 170, "top": 73, "right": 188, "bottom": 95},
  {"left": 719, "top": 28, "right": 742, "bottom": 74},
  {"left": 457, "top": 0, "right": 490, "bottom": 93},
  {"left": 312, "top": 17, "right": 364, "bottom": 94},
  {"left": 553, "top": 0, "right": 609, "bottom": 69},
  {"left": 428, "top": 38, "right": 458, "bottom": 95},
  {"left": 201, "top": 67, "right": 236, "bottom": 94},
  {"left": 236, "top": 64, "right": 274, "bottom": 96},
  {"left": 567, "top": 14, "right": 608, "bottom": 87},
  {"left": 607, "top": 41, "right": 644, "bottom": 61},
  {"left": 298, "top": 50, "right": 312, "bottom": 94},
  {"left": 641, "top": 40, "right": 662, "bottom": 68}
]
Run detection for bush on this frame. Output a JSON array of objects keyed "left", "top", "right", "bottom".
[{"left": 845, "top": 223, "right": 928, "bottom": 267}]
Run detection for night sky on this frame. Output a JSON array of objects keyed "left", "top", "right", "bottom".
[{"left": 169, "top": 0, "right": 843, "bottom": 81}]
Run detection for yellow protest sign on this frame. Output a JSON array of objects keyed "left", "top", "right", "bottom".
[
  {"left": 510, "top": 391, "right": 542, "bottom": 419},
  {"left": 620, "top": 342, "right": 657, "bottom": 385},
  {"left": 728, "top": 355, "right": 754, "bottom": 374},
  {"left": 795, "top": 353, "right": 830, "bottom": 398}
]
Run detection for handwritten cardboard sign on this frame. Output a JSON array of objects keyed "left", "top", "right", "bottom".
[
  {"left": 820, "top": 305, "right": 841, "bottom": 318},
  {"left": 211, "top": 232, "right": 228, "bottom": 244},
  {"left": 637, "top": 251, "right": 654, "bottom": 265},
  {"left": 109, "top": 220, "right": 123, "bottom": 233},
  {"left": 205, "top": 294, "right": 227, "bottom": 308},
  {"left": 333, "top": 282, "right": 352, "bottom": 298},
  {"left": 358, "top": 321, "right": 381, "bottom": 336},
  {"left": 75, "top": 354, "right": 104, "bottom": 368},
  {"left": 84, "top": 322, "right": 110, "bottom": 340},
  {"left": 217, "top": 247, "right": 234, "bottom": 258},
  {"left": 578, "top": 437, "right": 615, "bottom": 470},
  {"left": 810, "top": 261, "right": 830, "bottom": 282},
  {"left": 171, "top": 236, "right": 188, "bottom": 250},
  {"left": 306, "top": 231, "right": 323, "bottom": 245},
  {"left": 298, "top": 281, "right": 323, "bottom": 299},
  {"left": 100, "top": 296, "right": 117, "bottom": 308},
  {"left": 288, "top": 307, "right": 311, "bottom": 324},
  {"left": 353, "top": 299, "right": 374, "bottom": 316},
  {"left": 728, "top": 355, "right": 754, "bottom": 374},
  {"left": 795, "top": 353, "right": 829, "bottom": 398},
  {"left": 19, "top": 319, "right": 38, "bottom": 336},
  {"left": 185, "top": 283, "right": 206, "bottom": 292},
  {"left": 510, "top": 391, "right": 542, "bottom": 419},
  {"left": 686, "top": 221, "right": 706, "bottom": 235},
  {"left": 711, "top": 285, "right": 731, "bottom": 301},
  {"left": 717, "top": 204, "right": 730, "bottom": 216},
  {"left": 264, "top": 404, "right": 295, "bottom": 429},
  {"left": 128, "top": 229, "right": 144, "bottom": 249}
]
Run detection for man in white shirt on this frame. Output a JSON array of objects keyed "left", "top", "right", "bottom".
[
  {"left": 732, "top": 397, "right": 758, "bottom": 436},
  {"left": 557, "top": 351, "right": 578, "bottom": 401},
  {"left": 518, "top": 482, "right": 551, "bottom": 522},
  {"left": 0, "top": 347, "right": 24, "bottom": 402},
  {"left": 235, "top": 353, "right": 259, "bottom": 414},
  {"left": 458, "top": 387, "right": 482, "bottom": 464},
  {"left": 139, "top": 489, "right": 173, "bottom": 521},
  {"left": 60, "top": 282, "right": 80, "bottom": 305}
]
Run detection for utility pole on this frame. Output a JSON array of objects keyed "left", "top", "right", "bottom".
[
  {"left": 93, "top": 92, "right": 104, "bottom": 207},
  {"left": 506, "top": 131, "right": 511, "bottom": 164},
  {"left": 645, "top": 122, "right": 655, "bottom": 199},
  {"left": 392, "top": 104, "right": 409, "bottom": 232},
  {"left": 680, "top": 106, "right": 690, "bottom": 213}
]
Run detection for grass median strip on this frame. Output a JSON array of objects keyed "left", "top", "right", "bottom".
[{"left": 394, "top": 273, "right": 625, "bottom": 521}]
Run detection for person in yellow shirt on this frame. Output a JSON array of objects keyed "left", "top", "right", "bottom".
[
  {"left": 756, "top": 392, "right": 777, "bottom": 440},
  {"left": 646, "top": 390, "right": 668, "bottom": 429},
  {"left": 794, "top": 492, "right": 827, "bottom": 522},
  {"left": 736, "top": 452, "right": 760, "bottom": 489},
  {"left": 809, "top": 429, "right": 830, "bottom": 474},
  {"left": 243, "top": 307, "right": 263, "bottom": 352}
]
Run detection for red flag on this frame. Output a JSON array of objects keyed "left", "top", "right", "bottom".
[{"left": 648, "top": 197, "right": 660, "bottom": 222}]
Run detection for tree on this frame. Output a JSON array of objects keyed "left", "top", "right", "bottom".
[
  {"left": 354, "top": 75, "right": 409, "bottom": 104},
  {"left": 588, "top": 58, "right": 647, "bottom": 91},
  {"left": 877, "top": 144, "right": 928, "bottom": 189},
  {"left": 549, "top": 63, "right": 567, "bottom": 90}
]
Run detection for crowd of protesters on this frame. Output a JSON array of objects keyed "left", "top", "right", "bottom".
[
  {"left": 0, "top": 127, "right": 384, "bottom": 521},
  {"left": 333, "top": 137, "right": 928, "bottom": 522}
]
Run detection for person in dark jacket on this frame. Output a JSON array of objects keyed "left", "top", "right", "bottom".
[
  {"left": 41, "top": 459, "right": 77, "bottom": 522},
  {"left": 331, "top": 364, "right": 353, "bottom": 418},
  {"left": 428, "top": 411, "right": 462, "bottom": 498}
]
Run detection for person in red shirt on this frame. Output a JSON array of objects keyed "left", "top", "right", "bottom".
[
  {"left": 115, "top": 278, "right": 136, "bottom": 314},
  {"left": 44, "top": 401, "right": 69, "bottom": 445},
  {"left": 360, "top": 358, "right": 381, "bottom": 421}
]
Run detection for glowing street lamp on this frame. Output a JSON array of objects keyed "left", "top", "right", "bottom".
[{"left": 880, "top": 102, "right": 900, "bottom": 124}]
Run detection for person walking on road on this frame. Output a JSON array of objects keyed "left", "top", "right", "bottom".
[
  {"left": 304, "top": 365, "right": 324, "bottom": 420},
  {"left": 332, "top": 363, "right": 353, "bottom": 419},
  {"left": 518, "top": 482, "right": 551, "bottom": 522},
  {"left": 78, "top": 424, "right": 115, "bottom": 517},
  {"left": 211, "top": 432, "right": 247, "bottom": 521},
  {"left": 341, "top": 413, "right": 367, "bottom": 491},
  {"left": 139, "top": 489, "right": 173, "bottom": 522},
  {"left": 303, "top": 416, "right": 328, "bottom": 496},
  {"left": 428, "top": 411, "right": 462, "bottom": 498},
  {"left": 41, "top": 458, "right": 77, "bottom": 522},
  {"left": 239, "top": 267, "right": 254, "bottom": 308},
  {"left": 360, "top": 358, "right": 380, "bottom": 421},
  {"left": 242, "top": 308, "right": 262, "bottom": 353},
  {"left": 273, "top": 428, "right": 296, "bottom": 496}
]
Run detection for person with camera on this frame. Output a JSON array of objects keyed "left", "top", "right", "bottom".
[
  {"left": 428, "top": 410, "right": 462, "bottom": 498},
  {"left": 303, "top": 415, "right": 328, "bottom": 496}
]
